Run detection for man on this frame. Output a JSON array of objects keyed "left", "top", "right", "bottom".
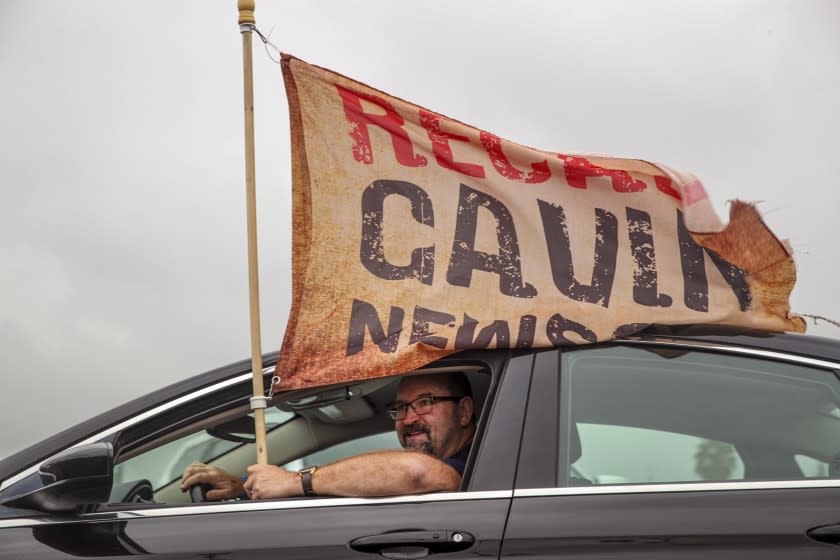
[{"left": 181, "top": 372, "right": 476, "bottom": 500}]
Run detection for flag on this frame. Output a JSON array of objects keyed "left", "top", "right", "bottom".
[{"left": 275, "top": 54, "right": 804, "bottom": 391}]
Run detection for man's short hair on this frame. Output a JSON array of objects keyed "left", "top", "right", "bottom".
[
  {"left": 400, "top": 372, "right": 473, "bottom": 398},
  {"left": 440, "top": 372, "right": 472, "bottom": 398}
]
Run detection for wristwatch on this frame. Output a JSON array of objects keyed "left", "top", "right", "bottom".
[{"left": 298, "top": 465, "right": 318, "bottom": 496}]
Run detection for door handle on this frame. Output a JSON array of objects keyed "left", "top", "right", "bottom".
[
  {"left": 807, "top": 524, "right": 840, "bottom": 545},
  {"left": 350, "top": 530, "right": 474, "bottom": 559}
]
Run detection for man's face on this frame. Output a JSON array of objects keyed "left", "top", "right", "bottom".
[{"left": 394, "top": 375, "right": 471, "bottom": 458}]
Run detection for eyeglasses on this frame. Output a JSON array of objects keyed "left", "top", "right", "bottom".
[{"left": 386, "top": 395, "right": 463, "bottom": 421}]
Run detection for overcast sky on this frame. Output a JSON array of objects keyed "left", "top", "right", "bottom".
[{"left": 1, "top": 0, "right": 839, "bottom": 459}]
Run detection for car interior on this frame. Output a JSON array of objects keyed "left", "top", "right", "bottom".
[{"left": 109, "top": 365, "right": 491, "bottom": 507}]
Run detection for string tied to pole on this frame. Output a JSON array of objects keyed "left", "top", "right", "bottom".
[
  {"left": 240, "top": 21, "right": 281, "bottom": 65},
  {"left": 253, "top": 26, "right": 282, "bottom": 64}
]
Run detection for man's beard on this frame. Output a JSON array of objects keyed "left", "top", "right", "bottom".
[{"left": 401, "top": 422, "right": 435, "bottom": 455}]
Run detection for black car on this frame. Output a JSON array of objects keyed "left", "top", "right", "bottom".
[{"left": 3, "top": 325, "right": 840, "bottom": 558}]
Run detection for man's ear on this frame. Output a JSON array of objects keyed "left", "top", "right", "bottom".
[{"left": 458, "top": 396, "right": 474, "bottom": 427}]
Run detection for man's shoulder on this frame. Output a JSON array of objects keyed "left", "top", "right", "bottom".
[{"left": 440, "top": 442, "right": 472, "bottom": 476}]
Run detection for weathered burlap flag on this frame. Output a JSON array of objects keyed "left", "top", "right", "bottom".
[{"left": 275, "top": 54, "right": 804, "bottom": 391}]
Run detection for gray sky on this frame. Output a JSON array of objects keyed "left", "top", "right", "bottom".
[{"left": 1, "top": 0, "right": 839, "bottom": 459}]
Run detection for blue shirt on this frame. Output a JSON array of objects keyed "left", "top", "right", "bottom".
[{"left": 441, "top": 442, "right": 472, "bottom": 476}]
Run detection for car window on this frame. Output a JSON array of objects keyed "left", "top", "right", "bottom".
[
  {"left": 795, "top": 454, "right": 830, "bottom": 477},
  {"left": 105, "top": 368, "right": 490, "bottom": 506},
  {"left": 113, "top": 408, "right": 295, "bottom": 491},
  {"left": 573, "top": 424, "right": 745, "bottom": 484},
  {"left": 283, "top": 431, "right": 401, "bottom": 471},
  {"left": 557, "top": 346, "right": 840, "bottom": 486}
]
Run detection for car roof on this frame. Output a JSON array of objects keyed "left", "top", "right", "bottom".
[{"left": 631, "top": 324, "right": 840, "bottom": 363}]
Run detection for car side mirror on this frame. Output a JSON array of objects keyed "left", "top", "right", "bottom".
[{"left": 0, "top": 442, "right": 114, "bottom": 513}]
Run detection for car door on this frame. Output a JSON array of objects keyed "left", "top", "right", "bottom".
[
  {"left": 0, "top": 351, "right": 533, "bottom": 559},
  {"left": 504, "top": 339, "right": 840, "bottom": 559}
]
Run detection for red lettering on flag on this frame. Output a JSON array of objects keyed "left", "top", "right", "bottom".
[
  {"left": 683, "top": 179, "right": 709, "bottom": 206},
  {"left": 480, "top": 131, "right": 551, "bottom": 184},
  {"left": 419, "top": 110, "right": 485, "bottom": 178},
  {"left": 336, "top": 85, "right": 427, "bottom": 167},
  {"left": 654, "top": 175, "right": 682, "bottom": 201},
  {"left": 558, "top": 155, "right": 646, "bottom": 193}
]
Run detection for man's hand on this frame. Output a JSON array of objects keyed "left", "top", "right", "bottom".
[
  {"left": 243, "top": 464, "right": 301, "bottom": 500},
  {"left": 181, "top": 462, "right": 244, "bottom": 501}
]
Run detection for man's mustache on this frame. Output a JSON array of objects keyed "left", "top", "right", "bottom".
[{"left": 401, "top": 422, "right": 430, "bottom": 438}]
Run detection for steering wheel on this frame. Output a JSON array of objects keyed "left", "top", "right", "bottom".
[
  {"left": 189, "top": 483, "right": 212, "bottom": 503},
  {"left": 109, "top": 479, "right": 155, "bottom": 504}
]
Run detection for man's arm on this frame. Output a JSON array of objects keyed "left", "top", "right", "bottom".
[{"left": 245, "top": 449, "right": 460, "bottom": 499}]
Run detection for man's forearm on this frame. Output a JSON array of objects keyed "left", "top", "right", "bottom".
[
  {"left": 312, "top": 450, "right": 461, "bottom": 497},
  {"left": 244, "top": 449, "right": 461, "bottom": 500}
]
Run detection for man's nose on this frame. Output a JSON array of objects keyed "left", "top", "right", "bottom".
[{"left": 402, "top": 405, "right": 422, "bottom": 423}]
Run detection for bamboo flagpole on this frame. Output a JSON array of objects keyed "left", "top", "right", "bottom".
[{"left": 237, "top": 0, "right": 268, "bottom": 465}]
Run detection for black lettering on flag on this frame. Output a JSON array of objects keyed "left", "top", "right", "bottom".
[
  {"left": 410, "top": 306, "right": 456, "bottom": 349},
  {"left": 346, "top": 299, "right": 405, "bottom": 356},
  {"left": 677, "top": 209, "right": 751, "bottom": 312},
  {"left": 446, "top": 184, "right": 537, "bottom": 298},
  {"left": 626, "top": 207, "right": 673, "bottom": 308},
  {"left": 538, "top": 200, "right": 618, "bottom": 307},
  {"left": 546, "top": 313, "right": 597, "bottom": 345},
  {"left": 361, "top": 180, "right": 435, "bottom": 285},
  {"left": 677, "top": 209, "right": 709, "bottom": 312},
  {"left": 515, "top": 315, "right": 537, "bottom": 349},
  {"left": 613, "top": 323, "right": 651, "bottom": 338},
  {"left": 706, "top": 249, "right": 751, "bottom": 311},
  {"left": 455, "top": 313, "right": 511, "bottom": 350}
]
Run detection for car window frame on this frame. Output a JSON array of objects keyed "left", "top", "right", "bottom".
[
  {"left": 513, "top": 337, "right": 840, "bottom": 497},
  {"left": 0, "top": 349, "right": 530, "bottom": 527}
]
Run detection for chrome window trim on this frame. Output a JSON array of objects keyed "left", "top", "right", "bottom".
[
  {"left": 617, "top": 337, "right": 840, "bottom": 370},
  {"left": 0, "top": 372, "right": 258, "bottom": 492},
  {"left": 0, "top": 490, "right": 512, "bottom": 529},
  {"left": 514, "top": 479, "right": 840, "bottom": 498}
]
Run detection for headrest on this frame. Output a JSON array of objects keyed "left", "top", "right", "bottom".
[{"left": 570, "top": 423, "right": 582, "bottom": 464}]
